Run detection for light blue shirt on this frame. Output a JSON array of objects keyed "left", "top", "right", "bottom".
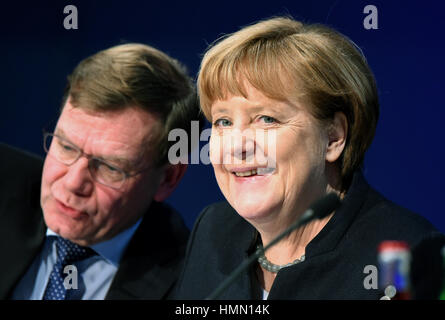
[{"left": 12, "top": 219, "right": 142, "bottom": 300}]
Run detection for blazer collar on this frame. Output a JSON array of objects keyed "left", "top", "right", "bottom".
[
  {"left": 305, "top": 170, "right": 370, "bottom": 258},
  {"left": 0, "top": 203, "right": 45, "bottom": 298},
  {"left": 211, "top": 171, "right": 371, "bottom": 299},
  {"left": 231, "top": 170, "right": 371, "bottom": 260},
  {"left": 105, "top": 201, "right": 189, "bottom": 299}
]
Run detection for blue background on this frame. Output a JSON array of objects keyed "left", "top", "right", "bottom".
[{"left": 1, "top": 0, "right": 444, "bottom": 232}]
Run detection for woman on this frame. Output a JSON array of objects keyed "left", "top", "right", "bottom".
[{"left": 175, "top": 17, "right": 440, "bottom": 299}]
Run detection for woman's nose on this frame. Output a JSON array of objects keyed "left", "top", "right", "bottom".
[{"left": 228, "top": 127, "right": 256, "bottom": 164}]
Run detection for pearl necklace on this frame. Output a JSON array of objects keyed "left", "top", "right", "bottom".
[{"left": 256, "top": 245, "right": 305, "bottom": 273}]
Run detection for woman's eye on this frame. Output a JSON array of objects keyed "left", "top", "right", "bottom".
[
  {"left": 213, "top": 118, "right": 232, "bottom": 127},
  {"left": 259, "top": 116, "right": 277, "bottom": 124}
]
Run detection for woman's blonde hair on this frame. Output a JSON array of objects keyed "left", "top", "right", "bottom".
[{"left": 198, "top": 17, "right": 379, "bottom": 189}]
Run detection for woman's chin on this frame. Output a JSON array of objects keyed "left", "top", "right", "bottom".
[{"left": 231, "top": 197, "right": 278, "bottom": 223}]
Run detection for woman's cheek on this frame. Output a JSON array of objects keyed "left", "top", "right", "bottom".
[{"left": 209, "top": 133, "right": 225, "bottom": 165}]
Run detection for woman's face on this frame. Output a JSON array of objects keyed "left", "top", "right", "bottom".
[{"left": 209, "top": 82, "right": 331, "bottom": 228}]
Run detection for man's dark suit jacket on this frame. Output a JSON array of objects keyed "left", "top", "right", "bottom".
[
  {"left": 0, "top": 143, "right": 189, "bottom": 299},
  {"left": 175, "top": 170, "right": 443, "bottom": 300}
]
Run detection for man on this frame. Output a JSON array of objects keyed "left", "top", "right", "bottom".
[{"left": 0, "top": 43, "right": 201, "bottom": 299}]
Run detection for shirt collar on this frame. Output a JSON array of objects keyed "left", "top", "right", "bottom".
[{"left": 46, "top": 218, "right": 142, "bottom": 267}]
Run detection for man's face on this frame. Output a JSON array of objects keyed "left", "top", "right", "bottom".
[{"left": 41, "top": 100, "right": 165, "bottom": 246}]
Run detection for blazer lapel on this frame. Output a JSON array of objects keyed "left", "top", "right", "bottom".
[
  {"left": 0, "top": 190, "right": 46, "bottom": 298},
  {"left": 105, "top": 201, "right": 189, "bottom": 299}
]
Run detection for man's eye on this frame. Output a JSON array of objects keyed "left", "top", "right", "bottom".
[
  {"left": 104, "top": 164, "right": 118, "bottom": 172},
  {"left": 95, "top": 161, "right": 123, "bottom": 180},
  {"left": 58, "top": 141, "right": 76, "bottom": 153},
  {"left": 63, "top": 144, "right": 75, "bottom": 151},
  {"left": 98, "top": 162, "right": 119, "bottom": 173},
  {"left": 213, "top": 118, "right": 232, "bottom": 127}
]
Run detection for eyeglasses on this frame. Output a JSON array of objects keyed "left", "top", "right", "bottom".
[{"left": 43, "top": 132, "right": 144, "bottom": 189}]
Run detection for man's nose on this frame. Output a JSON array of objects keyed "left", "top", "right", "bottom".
[{"left": 63, "top": 157, "right": 94, "bottom": 196}]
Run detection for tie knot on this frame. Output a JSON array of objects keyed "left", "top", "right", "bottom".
[{"left": 56, "top": 237, "right": 95, "bottom": 265}]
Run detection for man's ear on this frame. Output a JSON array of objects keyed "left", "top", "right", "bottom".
[
  {"left": 325, "top": 112, "right": 348, "bottom": 163},
  {"left": 153, "top": 163, "right": 188, "bottom": 202}
]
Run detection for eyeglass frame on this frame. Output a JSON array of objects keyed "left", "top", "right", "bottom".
[{"left": 42, "top": 131, "right": 153, "bottom": 190}]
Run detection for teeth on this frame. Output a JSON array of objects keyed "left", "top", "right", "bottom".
[
  {"left": 257, "top": 167, "right": 275, "bottom": 175},
  {"left": 235, "top": 169, "right": 257, "bottom": 177},
  {"left": 234, "top": 168, "right": 275, "bottom": 177}
]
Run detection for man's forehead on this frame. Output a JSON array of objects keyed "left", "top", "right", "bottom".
[
  {"left": 55, "top": 104, "right": 161, "bottom": 162},
  {"left": 60, "top": 102, "right": 160, "bottom": 135}
]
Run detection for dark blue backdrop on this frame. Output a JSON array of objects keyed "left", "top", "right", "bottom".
[{"left": 1, "top": 0, "right": 444, "bottom": 232}]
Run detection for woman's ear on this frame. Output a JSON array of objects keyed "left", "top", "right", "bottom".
[
  {"left": 325, "top": 112, "right": 348, "bottom": 163},
  {"left": 153, "top": 163, "right": 187, "bottom": 202}
]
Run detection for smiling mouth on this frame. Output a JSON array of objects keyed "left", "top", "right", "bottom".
[{"left": 233, "top": 167, "right": 275, "bottom": 177}]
